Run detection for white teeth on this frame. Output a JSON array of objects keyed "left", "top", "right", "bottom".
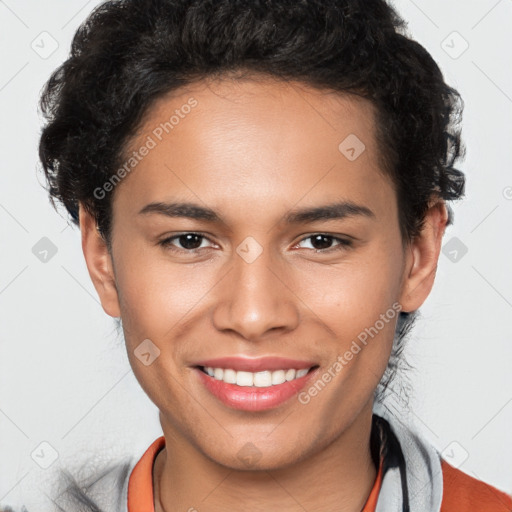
[
  {"left": 271, "top": 370, "right": 286, "bottom": 385},
  {"left": 236, "top": 371, "right": 254, "bottom": 387},
  {"left": 223, "top": 368, "right": 237, "bottom": 384},
  {"left": 203, "top": 366, "right": 312, "bottom": 387},
  {"left": 253, "top": 371, "right": 272, "bottom": 387},
  {"left": 285, "top": 369, "right": 296, "bottom": 381}
]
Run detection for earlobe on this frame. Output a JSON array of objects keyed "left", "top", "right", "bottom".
[
  {"left": 399, "top": 200, "right": 449, "bottom": 313},
  {"left": 78, "top": 203, "right": 121, "bottom": 318}
]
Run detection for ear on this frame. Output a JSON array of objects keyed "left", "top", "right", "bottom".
[
  {"left": 398, "top": 199, "right": 449, "bottom": 313},
  {"left": 78, "top": 203, "right": 121, "bottom": 318}
]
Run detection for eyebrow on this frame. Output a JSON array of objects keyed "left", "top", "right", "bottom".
[{"left": 138, "top": 200, "right": 375, "bottom": 224}]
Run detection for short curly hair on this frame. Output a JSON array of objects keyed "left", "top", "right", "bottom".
[
  {"left": 37, "top": 0, "right": 466, "bottom": 409},
  {"left": 38, "top": 0, "right": 465, "bottom": 244}
]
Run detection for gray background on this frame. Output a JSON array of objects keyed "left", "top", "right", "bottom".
[{"left": 1, "top": 0, "right": 511, "bottom": 509}]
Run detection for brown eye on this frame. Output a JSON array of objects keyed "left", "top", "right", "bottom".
[
  {"left": 175, "top": 234, "right": 204, "bottom": 250},
  {"left": 159, "top": 233, "right": 213, "bottom": 252},
  {"left": 296, "top": 234, "right": 353, "bottom": 252},
  {"left": 309, "top": 234, "right": 335, "bottom": 250}
]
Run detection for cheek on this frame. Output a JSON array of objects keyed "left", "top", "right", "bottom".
[
  {"left": 294, "top": 247, "right": 404, "bottom": 337},
  {"left": 300, "top": 252, "right": 403, "bottom": 424},
  {"left": 112, "top": 246, "right": 208, "bottom": 346}
]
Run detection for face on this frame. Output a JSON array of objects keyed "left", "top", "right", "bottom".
[{"left": 80, "top": 75, "right": 446, "bottom": 471}]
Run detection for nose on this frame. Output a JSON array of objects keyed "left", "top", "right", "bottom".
[{"left": 212, "top": 244, "right": 300, "bottom": 341}]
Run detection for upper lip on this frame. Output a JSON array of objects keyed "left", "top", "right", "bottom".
[{"left": 193, "top": 356, "right": 318, "bottom": 372}]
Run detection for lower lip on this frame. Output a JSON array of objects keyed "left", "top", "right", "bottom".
[{"left": 194, "top": 367, "right": 318, "bottom": 411}]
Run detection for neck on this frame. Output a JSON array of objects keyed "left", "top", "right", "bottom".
[{"left": 153, "top": 401, "right": 378, "bottom": 512}]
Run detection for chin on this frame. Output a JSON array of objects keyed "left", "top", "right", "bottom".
[{"left": 202, "top": 436, "right": 315, "bottom": 472}]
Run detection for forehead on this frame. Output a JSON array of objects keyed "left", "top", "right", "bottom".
[
  {"left": 141, "top": 75, "right": 379, "bottom": 150},
  {"left": 114, "top": 75, "right": 394, "bottom": 224}
]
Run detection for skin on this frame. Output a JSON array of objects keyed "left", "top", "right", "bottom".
[{"left": 79, "top": 75, "right": 448, "bottom": 512}]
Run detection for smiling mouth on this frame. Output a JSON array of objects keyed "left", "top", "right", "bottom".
[{"left": 197, "top": 365, "right": 319, "bottom": 388}]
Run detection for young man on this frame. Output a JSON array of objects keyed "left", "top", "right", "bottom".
[{"left": 28, "top": 0, "right": 512, "bottom": 510}]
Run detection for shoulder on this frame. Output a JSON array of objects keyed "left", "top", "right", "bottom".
[
  {"left": 441, "top": 458, "right": 512, "bottom": 512},
  {"left": 0, "top": 459, "right": 135, "bottom": 512}
]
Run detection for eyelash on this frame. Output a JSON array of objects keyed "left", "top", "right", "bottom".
[{"left": 157, "top": 232, "right": 354, "bottom": 255}]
